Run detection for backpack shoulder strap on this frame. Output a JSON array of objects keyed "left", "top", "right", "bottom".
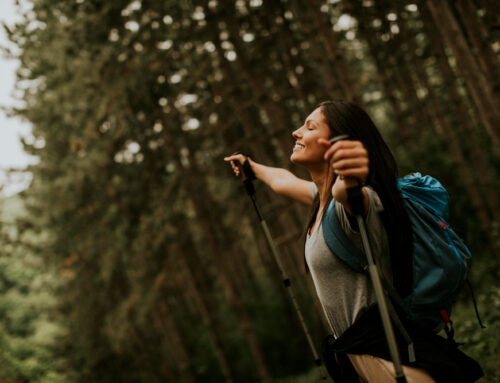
[{"left": 321, "top": 198, "right": 366, "bottom": 273}]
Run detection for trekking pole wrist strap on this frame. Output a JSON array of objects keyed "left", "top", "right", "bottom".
[
  {"left": 231, "top": 151, "right": 256, "bottom": 195},
  {"left": 347, "top": 180, "right": 364, "bottom": 216},
  {"left": 232, "top": 151, "right": 256, "bottom": 181},
  {"left": 242, "top": 157, "right": 256, "bottom": 181}
]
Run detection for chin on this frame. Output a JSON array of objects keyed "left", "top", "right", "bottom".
[{"left": 290, "top": 152, "right": 306, "bottom": 166}]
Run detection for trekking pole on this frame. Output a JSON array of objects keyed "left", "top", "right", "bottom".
[
  {"left": 346, "top": 182, "right": 407, "bottom": 383},
  {"left": 232, "top": 155, "right": 328, "bottom": 381}
]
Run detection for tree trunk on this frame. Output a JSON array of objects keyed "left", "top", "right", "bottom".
[
  {"left": 423, "top": 0, "right": 500, "bottom": 148},
  {"left": 155, "top": 300, "right": 196, "bottom": 383},
  {"left": 127, "top": 324, "right": 171, "bottom": 383},
  {"left": 368, "top": 1, "right": 438, "bottom": 141},
  {"left": 183, "top": 177, "right": 274, "bottom": 383},
  {"left": 263, "top": 0, "right": 314, "bottom": 112},
  {"left": 305, "top": 0, "right": 365, "bottom": 106},
  {"left": 420, "top": 3, "right": 500, "bottom": 226},
  {"left": 455, "top": 0, "right": 500, "bottom": 100},
  {"left": 289, "top": 0, "right": 344, "bottom": 101},
  {"left": 480, "top": 0, "right": 500, "bottom": 40},
  {"left": 347, "top": 2, "right": 409, "bottom": 140},
  {"left": 210, "top": 2, "right": 296, "bottom": 164},
  {"left": 173, "top": 242, "right": 236, "bottom": 383}
]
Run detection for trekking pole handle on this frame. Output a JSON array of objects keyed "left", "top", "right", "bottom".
[
  {"left": 329, "top": 134, "right": 350, "bottom": 145},
  {"left": 330, "top": 134, "right": 366, "bottom": 214},
  {"left": 346, "top": 180, "right": 365, "bottom": 216},
  {"left": 230, "top": 152, "right": 256, "bottom": 195}
]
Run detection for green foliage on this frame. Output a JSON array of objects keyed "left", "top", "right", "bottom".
[
  {"left": 242, "top": 279, "right": 324, "bottom": 377},
  {"left": 453, "top": 282, "right": 500, "bottom": 383},
  {"left": 0, "top": 196, "right": 69, "bottom": 382}
]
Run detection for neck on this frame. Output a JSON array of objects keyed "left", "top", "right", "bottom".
[{"left": 309, "top": 163, "right": 330, "bottom": 210}]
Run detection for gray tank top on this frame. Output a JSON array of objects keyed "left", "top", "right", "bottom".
[{"left": 305, "top": 184, "right": 385, "bottom": 338}]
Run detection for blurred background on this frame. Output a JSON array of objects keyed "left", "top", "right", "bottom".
[{"left": 0, "top": 0, "right": 499, "bottom": 382}]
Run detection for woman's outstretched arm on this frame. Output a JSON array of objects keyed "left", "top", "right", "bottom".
[{"left": 224, "top": 154, "right": 313, "bottom": 205}]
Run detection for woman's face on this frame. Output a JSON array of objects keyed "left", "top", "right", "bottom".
[{"left": 290, "top": 107, "right": 330, "bottom": 167}]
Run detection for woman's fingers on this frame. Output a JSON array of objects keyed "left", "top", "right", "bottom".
[
  {"left": 334, "top": 167, "right": 369, "bottom": 180},
  {"left": 224, "top": 154, "right": 246, "bottom": 177},
  {"left": 334, "top": 161, "right": 369, "bottom": 179},
  {"left": 224, "top": 154, "right": 245, "bottom": 163},
  {"left": 324, "top": 140, "right": 365, "bottom": 161},
  {"left": 224, "top": 154, "right": 245, "bottom": 167},
  {"left": 333, "top": 157, "right": 369, "bottom": 171},
  {"left": 322, "top": 140, "right": 369, "bottom": 182},
  {"left": 331, "top": 147, "right": 368, "bottom": 163}
]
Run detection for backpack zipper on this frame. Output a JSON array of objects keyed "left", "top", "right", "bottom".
[{"left": 437, "top": 220, "right": 466, "bottom": 296}]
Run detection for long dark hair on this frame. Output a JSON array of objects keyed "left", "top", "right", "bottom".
[{"left": 305, "top": 100, "right": 413, "bottom": 296}]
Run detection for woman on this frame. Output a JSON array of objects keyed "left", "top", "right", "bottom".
[{"left": 224, "top": 101, "right": 482, "bottom": 383}]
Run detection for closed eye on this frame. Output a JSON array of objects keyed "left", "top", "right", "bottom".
[{"left": 305, "top": 121, "right": 316, "bottom": 130}]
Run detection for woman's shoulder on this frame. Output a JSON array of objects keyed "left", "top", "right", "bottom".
[
  {"left": 333, "top": 186, "right": 384, "bottom": 235},
  {"left": 311, "top": 182, "right": 318, "bottom": 199},
  {"left": 332, "top": 186, "right": 383, "bottom": 216},
  {"left": 363, "top": 186, "right": 384, "bottom": 213}
]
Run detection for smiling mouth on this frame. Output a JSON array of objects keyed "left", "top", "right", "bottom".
[{"left": 293, "top": 144, "right": 305, "bottom": 151}]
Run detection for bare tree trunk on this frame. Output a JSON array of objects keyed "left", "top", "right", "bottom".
[
  {"left": 362, "top": 0, "right": 438, "bottom": 141},
  {"left": 263, "top": 0, "right": 314, "bottom": 112},
  {"left": 480, "top": 0, "right": 500, "bottom": 40},
  {"left": 173, "top": 242, "right": 236, "bottom": 383},
  {"left": 347, "top": 1, "right": 409, "bottom": 140},
  {"left": 455, "top": 0, "right": 500, "bottom": 99},
  {"left": 289, "top": 0, "right": 344, "bottom": 101},
  {"left": 155, "top": 300, "right": 196, "bottom": 383},
  {"left": 305, "top": 0, "right": 365, "bottom": 106},
  {"left": 184, "top": 182, "right": 274, "bottom": 383},
  {"left": 128, "top": 323, "right": 171, "bottom": 383},
  {"left": 209, "top": 2, "right": 296, "bottom": 165},
  {"left": 385, "top": 16, "right": 438, "bottom": 141},
  {"left": 420, "top": 3, "right": 500, "bottom": 226},
  {"left": 423, "top": 0, "right": 500, "bottom": 148}
]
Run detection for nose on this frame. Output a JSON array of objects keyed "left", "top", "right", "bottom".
[{"left": 292, "top": 126, "right": 302, "bottom": 139}]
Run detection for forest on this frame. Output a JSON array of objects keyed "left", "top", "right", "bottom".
[{"left": 0, "top": 0, "right": 499, "bottom": 382}]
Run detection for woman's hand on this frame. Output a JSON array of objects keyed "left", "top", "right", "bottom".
[
  {"left": 224, "top": 153, "right": 249, "bottom": 177},
  {"left": 318, "top": 138, "right": 369, "bottom": 214},
  {"left": 318, "top": 138, "right": 369, "bottom": 183}
]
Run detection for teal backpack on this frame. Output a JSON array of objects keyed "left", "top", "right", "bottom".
[{"left": 322, "top": 173, "right": 475, "bottom": 332}]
